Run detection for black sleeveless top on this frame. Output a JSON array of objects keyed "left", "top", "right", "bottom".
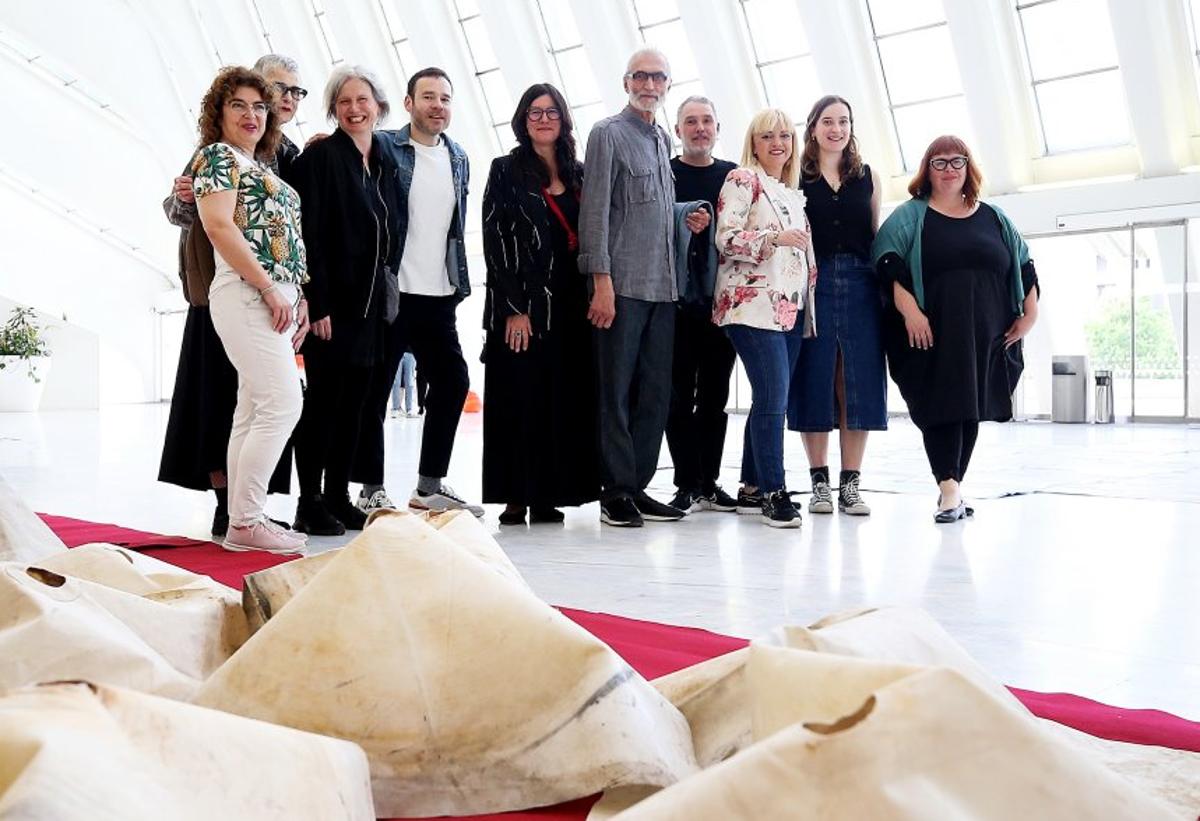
[{"left": 801, "top": 164, "right": 874, "bottom": 260}]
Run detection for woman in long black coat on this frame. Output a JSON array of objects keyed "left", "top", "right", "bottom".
[{"left": 482, "top": 83, "right": 599, "bottom": 525}]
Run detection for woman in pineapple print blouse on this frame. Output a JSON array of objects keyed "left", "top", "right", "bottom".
[
  {"left": 712, "top": 108, "right": 817, "bottom": 528},
  {"left": 192, "top": 66, "right": 309, "bottom": 556}
]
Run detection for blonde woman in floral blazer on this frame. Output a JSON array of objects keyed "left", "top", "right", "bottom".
[{"left": 712, "top": 108, "right": 817, "bottom": 528}]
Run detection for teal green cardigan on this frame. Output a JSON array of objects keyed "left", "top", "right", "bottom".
[{"left": 871, "top": 198, "right": 1031, "bottom": 316}]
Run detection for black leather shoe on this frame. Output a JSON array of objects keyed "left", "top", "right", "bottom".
[
  {"left": 325, "top": 495, "right": 368, "bottom": 530},
  {"left": 529, "top": 507, "right": 564, "bottom": 523},
  {"left": 934, "top": 502, "right": 967, "bottom": 523},
  {"left": 633, "top": 492, "right": 685, "bottom": 521},
  {"left": 211, "top": 509, "right": 229, "bottom": 538},
  {"left": 499, "top": 507, "right": 527, "bottom": 526},
  {"left": 293, "top": 495, "right": 346, "bottom": 536}
]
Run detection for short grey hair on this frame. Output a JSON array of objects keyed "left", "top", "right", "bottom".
[
  {"left": 676, "top": 95, "right": 718, "bottom": 122},
  {"left": 625, "top": 47, "right": 671, "bottom": 76},
  {"left": 254, "top": 54, "right": 300, "bottom": 77},
  {"left": 324, "top": 65, "right": 391, "bottom": 123}
]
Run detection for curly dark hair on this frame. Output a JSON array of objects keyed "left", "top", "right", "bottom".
[
  {"left": 508, "top": 83, "right": 583, "bottom": 193},
  {"left": 196, "top": 66, "right": 282, "bottom": 162},
  {"left": 799, "top": 95, "right": 864, "bottom": 184}
]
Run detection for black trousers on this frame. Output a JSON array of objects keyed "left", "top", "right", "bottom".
[
  {"left": 354, "top": 293, "right": 469, "bottom": 484},
  {"left": 665, "top": 308, "right": 736, "bottom": 493},
  {"left": 294, "top": 337, "right": 373, "bottom": 501},
  {"left": 920, "top": 420, "right": 980, "bottom": 483},
  {"left": 594, "top": 296, "right": 675, "bottom": 502}
]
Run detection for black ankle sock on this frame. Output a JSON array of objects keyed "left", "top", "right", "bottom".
[
  {"left": 809, "top": 466, "right": 830, "bottom": 485},
  {"left": 212, "top": 486, "right": 228, "bottom": 514}
]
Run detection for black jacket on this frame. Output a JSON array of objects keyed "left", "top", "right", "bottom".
[
  {"left": 481, "top": 154, "right": 583, "bottom": 335},
  {"left": 291, "top": 128, "right": 402, "bottom": 333}
]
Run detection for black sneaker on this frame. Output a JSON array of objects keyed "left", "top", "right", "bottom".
[
  {"left": 698, "top": 485, "right": 738, "bottom": 512},
  {"left": 669, "top": 488, "right": 703, "bottom": 513},
  {"left": 837, "top": 471, "right": 871, "bottom": 516},
  {"left": 324, "top": 494, "right": 368, "bottom": 531},
  {"left": 293, "top": 495, "right": 346, "bottom": 536},
  {"left": 735, "top": 486, "right": 763, "bottom": 515},
  {"left": 600, "top": 497, "right": 644, "bottom": 527},
  {"left": 761, "top": 489, "right": 802, "bottom": 528},
  {"left": 633, "top": 492, "right": 686, "bottom": 521}
]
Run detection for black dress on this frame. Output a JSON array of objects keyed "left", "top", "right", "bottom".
[
  {"left": 884, "top": 204, "right": 1037, "bottom": 429},
  {"left": 481, "top": 191, "right": 599, "bottom": 507}
]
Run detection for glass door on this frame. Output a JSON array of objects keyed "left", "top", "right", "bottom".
[{"left": 1131, "top": 224, "right": 1187, "bottom": 419}]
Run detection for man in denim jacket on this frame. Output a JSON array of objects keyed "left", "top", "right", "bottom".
[{"left": 354, "top": 67, "right": 481, "bottom": 518}]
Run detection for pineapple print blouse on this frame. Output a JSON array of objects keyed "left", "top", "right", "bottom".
[{"left": 191, "top": 142, "right": 308, "bottom": 296}]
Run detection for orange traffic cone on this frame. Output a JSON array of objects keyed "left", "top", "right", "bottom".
[{"left": 463, "top": 390, "right": 482, "bottom": 413}]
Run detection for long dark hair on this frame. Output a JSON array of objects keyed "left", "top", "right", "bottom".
[
  {"left": 799, "top": 95, "right": 864, "bottom": 184},
  {"left": 509, "top": 83, "right": 582, "bottom": 193}
]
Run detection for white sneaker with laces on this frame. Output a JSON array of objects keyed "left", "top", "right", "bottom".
[
  {"left": 409, "top": 484, "right": 484, "bottom": 518},
  {"left": 356, "top": 488, "right": 396, "bottom": 513},
  {"left": 808, "top": 479, "right": 834, "bottom": 514}
]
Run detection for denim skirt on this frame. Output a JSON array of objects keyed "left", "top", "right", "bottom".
[{"left": 787, "top": 253, "right": 887, "bottom": 431}]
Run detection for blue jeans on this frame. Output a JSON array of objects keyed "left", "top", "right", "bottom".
[
  {"left": 726, "top": 323, "right": 803, "bottom": 493},
  {"left": 391, "top": 352, "right": 415, "bottom": 413}
]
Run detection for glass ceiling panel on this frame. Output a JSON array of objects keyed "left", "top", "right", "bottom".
[
  {"left": 1035, "top": 71, "right": 1131, "bottom": 152},
  {"left": 876, "top": 25, "right": 962, "bottom": 104},
  {"left": 740, "top": 0, "right": 809, "bottom": 61},
  {"left": 891, "top": 95, "right": 976, "bottom": 172},
  {"left": 866, "top": 0, "right": 946, "bottom": 36},
  {"left": 633, "top": 0, "right": 680, "bottom": 27},
  {"left": 1017, "top": 0, "right": 1120, "bottom": 79}
]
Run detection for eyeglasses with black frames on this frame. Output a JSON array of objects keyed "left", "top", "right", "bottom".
[
  {"left": 929, "top": 156, "right": 968, "bottom": 171},
  {"left": 273, "top": 82, "right": 308, "bottom": 100},
  {"left": 526, "top": 107, "right": 562, "bottom": 122}
]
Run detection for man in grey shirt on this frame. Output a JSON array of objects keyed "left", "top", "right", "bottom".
[{"left": 578, "top": 47, "right": 684, "bottom": 527}]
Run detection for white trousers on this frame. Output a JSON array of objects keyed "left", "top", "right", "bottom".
[{"left": 209, "top": 280, "right": 303, "bottom": 527}]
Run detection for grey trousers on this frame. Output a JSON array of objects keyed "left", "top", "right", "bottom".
[{"left": 594, "top": 296, "right": 675, "bottom": 502}]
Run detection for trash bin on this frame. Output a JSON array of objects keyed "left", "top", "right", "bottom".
[
  {"left": 1051, "top": 355, "right": 1087, "bottom": 423},
  {"left": 1094, "top": 370, "right": 1114, "bottom": 424}
]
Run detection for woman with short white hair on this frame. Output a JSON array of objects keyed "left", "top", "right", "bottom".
[
  {"left": 712, "top": 108, "right": 817, "bottom": 528},
  {"left": 289, "top": 65, "right": 404, "bottom": 537}
]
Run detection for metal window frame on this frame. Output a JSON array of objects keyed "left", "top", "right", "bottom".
[
  {"left": 530, "top": 0, "right": 604, "bottom": 128},
  {"left": 735, "top": 0, "right": 812, "bottom": 107},
  {"left": 450, "top": 0, "right": 506, "bottom": 152},
  {"left": 309, "top": 0, "right": 344, "bottom": 66}
]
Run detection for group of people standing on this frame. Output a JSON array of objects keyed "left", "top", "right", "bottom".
[{"left": 159, "top": 43, "right": 1040, "bottom": 551}]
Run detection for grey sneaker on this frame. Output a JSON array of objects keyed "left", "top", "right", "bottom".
[
  {"left": 409, "top": 485, "right": 484, "bottom": 518},
  {"left": 808, "top": 479, "right": 834, "bottom": 514},
  {"left": 356, "top": 488, "right": 396, "bottom": 513},
  {"left": 838, "top": 472, "right": 871, "bottom": 516}
]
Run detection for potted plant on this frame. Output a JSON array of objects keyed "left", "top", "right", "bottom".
[{"left": 0, "top": 306, "right": 52, "bottom": 412}]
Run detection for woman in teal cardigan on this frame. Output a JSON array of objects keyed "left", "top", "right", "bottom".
[{"left": 872, "top": 136, "right": 1039, "bottom": 523}]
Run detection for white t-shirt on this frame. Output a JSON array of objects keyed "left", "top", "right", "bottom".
[{"left": 398, "top": 140, "right": 457, "bottom": 296}]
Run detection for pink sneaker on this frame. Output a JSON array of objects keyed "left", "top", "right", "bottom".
[{"left": 223, "top": 519, "right": 306, "bottom": 555}]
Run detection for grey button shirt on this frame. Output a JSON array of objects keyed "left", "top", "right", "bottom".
[{"left": 578, "top": 106, "right": 677, "bottom": 302}]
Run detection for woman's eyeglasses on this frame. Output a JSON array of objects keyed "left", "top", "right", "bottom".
[
  {"left": 527, "top": 107, "right": 562, "bottom": 122},
  {"left": 929, "top": 156, "right": 968, "bottom": 171},
  {"left": 227, "top": 100, "right": 270, "bottom": 116},
  {"left": 273, "top": 82, "right": 309, "bottom": 100}
]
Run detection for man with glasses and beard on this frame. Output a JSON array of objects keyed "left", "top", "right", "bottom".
[{"left": 578, "top": 48, "right": 683, "bottom": 527}]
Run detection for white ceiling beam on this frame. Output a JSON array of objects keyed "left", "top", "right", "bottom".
[
  {"left": 676, "top": 0, "right": 761, "bottom": 148},
  {"left": 794, "top": 0, "right": 901, "bottom": 188},
  {"left": 477, "top": 0, "right": 555, "bottom": 100},
  {"left": 566, "top": 0, "right": 639, "bottom": 113},
  {"left": 1107, "top": 0, "right": 1197, "bottom": 176},
  {"left": 942, "top": 0, "right": 1036, "bottom": 194}
]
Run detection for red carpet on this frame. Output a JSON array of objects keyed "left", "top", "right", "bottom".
[{"left": 38, "top": 513, "right": 1200, "bottom": 820}]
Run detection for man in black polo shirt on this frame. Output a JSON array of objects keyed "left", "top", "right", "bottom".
[{"left": 667, "top": 96, "right": 739, "bottom": 513}]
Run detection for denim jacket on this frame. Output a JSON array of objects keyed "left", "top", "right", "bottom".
[{"left": 379, "top": 125, "right": 471, "bottom": 299}]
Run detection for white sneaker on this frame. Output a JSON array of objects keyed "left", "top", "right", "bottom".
[
  {"left": 223, "top": 519, "right": 306, "bottom": 555},
  {"left": 409, "top": 485, "right": 484, "bottom": 518},
  {"left": 356, "top": 488, "right": 396, "bottom": 513}
]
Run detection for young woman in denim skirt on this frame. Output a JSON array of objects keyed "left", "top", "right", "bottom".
[{"left": 787, "top": 96, "right": 886, "bottom": 517}]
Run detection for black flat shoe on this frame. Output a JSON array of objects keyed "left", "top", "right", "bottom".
[
  {"left": 934, "top": 502, "right": 967, "bottom": 523},
  {"left": 499, "top": 507, "right": 527, "bottom": 526},
  {"left": 529, "top": 507, "right": 564, "bottom": 523},
  {"left": 211, "top": 510, "right": 229, "bottom": 538}
]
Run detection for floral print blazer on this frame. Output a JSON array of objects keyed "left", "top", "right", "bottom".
[{"left": 711, "top": 167, "right": 817, "bottom": 336}]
